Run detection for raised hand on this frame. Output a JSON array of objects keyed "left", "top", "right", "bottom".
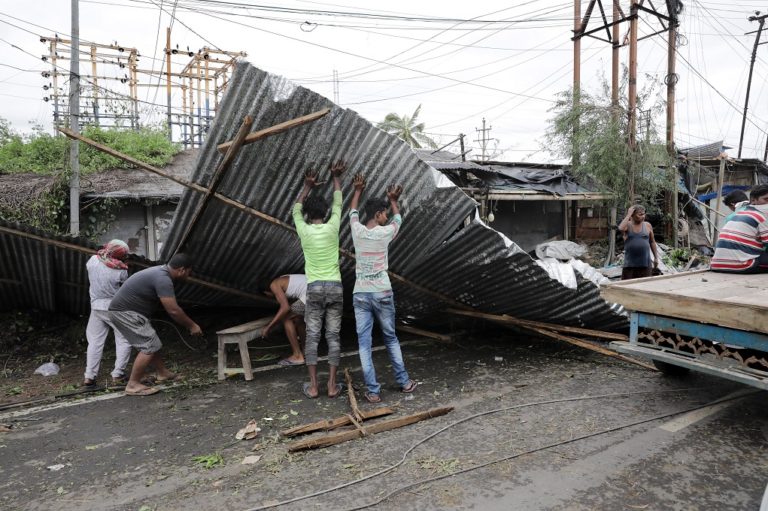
[
  {"left": 386, "top": 184, "right": 403, "bottom": 202},
  {"left": 304, "top": 168, "right": 325, "bottom": 187},
  {"left": 353, "top": 173, "right": 366, "bottom": 192},
  {"left": 329, "top": 160, "right": 347, "bottom": 178}
]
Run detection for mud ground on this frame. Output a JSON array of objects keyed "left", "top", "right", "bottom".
[{"left": 1, "top": 316, "right": 766, "bottom": 511}]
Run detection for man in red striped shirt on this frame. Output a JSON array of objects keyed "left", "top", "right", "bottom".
[{"left": 711, "top": 184, "right": 768, "bottom": 273}]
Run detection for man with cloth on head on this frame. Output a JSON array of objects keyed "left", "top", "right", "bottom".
[
  {"left": 109, "top": 253, "right": 202, "bottom": 396},
  {"left": 83, "top": 239, "right": 132, "bottom": 388},
  {"left": 261, "top": 274, "right": 307, "bottom": 366}
]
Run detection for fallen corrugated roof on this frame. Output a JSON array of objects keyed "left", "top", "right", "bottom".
[
  {"left": 0, "top": 220, "right": 269, "bottom": 315},
  {"left": 160, "top": 61, "right": 627, "bottom": 330}
]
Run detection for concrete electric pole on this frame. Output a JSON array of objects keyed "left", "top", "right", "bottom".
[{"left": 69, "top": 0, "right": 80, "bottom": 235}]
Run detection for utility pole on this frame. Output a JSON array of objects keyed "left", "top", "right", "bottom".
[
  {"left": 667, "top": 2, "right": 680, "bottom": 247},
  {"left": 611, "top": 0, "right": 620, "bottom": 118},
  {"left": 69, "top": 0, "right": 80, "bottom": 235},
  {"left": 459, "top": 133, "right": 466, "bottom": 162},
  {"left": 573, "top": 0, "right": 582, "bottom": 168},
  {"left": 475, "top": 118, "right": 492, "bottom": 162},
  {"left": 739, "top": 12, "right": 768, "bottom": 159},
  {"left": 332, "top": 69, "right": 339, "bottom": 104},
  {"left": 628, "top": 0, "right": 639, "bottom": 200},
  {"left": 166, "top": 27, "right": 173, "bottom": 141}
]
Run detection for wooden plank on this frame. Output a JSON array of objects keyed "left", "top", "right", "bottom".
[
  {"left": 288, "top": 406, "right": 453, "bottom": 452},
  {"left": 216, "top": 108, "right": 331, "bottom": 153},
  {"left": 279, "top": 407, "right": 395, "bottom": 438},
  {"left": 216, "top": 317, "right": 271, "bottom": 335},
  {"left": 395, "top": 323, "right": 451, "bottom": 342},
  {"left": 601, "top": 286, "right": 768, "bottom": 334}
]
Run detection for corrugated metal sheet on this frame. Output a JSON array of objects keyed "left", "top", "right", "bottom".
[
  {"left": 0, "top": 220, "right": 267, "bottom": 315},
  {"left": 161, "top": 61, "right": 627, "bottom": 330}
]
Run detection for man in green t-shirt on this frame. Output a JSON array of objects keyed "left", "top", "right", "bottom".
[{"left": 292, "top": 161, "right": 346, "bottom": 399}]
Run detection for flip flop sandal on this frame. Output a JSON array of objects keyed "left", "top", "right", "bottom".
[
  {"left": 124, "top": 387, "right": 161, "bottom": 396},
  {"left": 155, "top": 373, "right": 183, "bottom": 383},
  {"left": 302, "top": 382, "right": 319, "bottom": 399},
  {"left": 364, "top": 392, "right": 382, "bottom": 403},
  {"left": 328, "top": 382, "right": 346, "bottom": 398},
  {"left": 401, "top": 380, "right": 418, "bottom": 393},
  {"left": 277, "top": 358, "right": 304, "bottom": 367}
]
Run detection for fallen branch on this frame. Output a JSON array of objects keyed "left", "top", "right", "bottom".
[
  {"left": 288, "top": 406, "right": 453, "bottom": 452},
  {"left": 280, "top": 407, "right": 394, "bottom": 438},
  {"left": 396, "top": 323, "right": 452, "bottom": 342}
]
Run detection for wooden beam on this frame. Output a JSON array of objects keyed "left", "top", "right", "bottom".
[
  {"left": 447, "top": 308, "right": 628, "bottom": 342},
  {"left": 216, "top": 108, "right": 331, "bottom": 153},
  {"left": 279, "top": 407, "right": 394, "bottom": 438},
  {"left": 395, "top": 323, "right": 452, "bottom": 342},
  {"left": 173, "top": 115, "right": 253, "bottom": 254},
  {"left": 288, "top": 406, "right": 453, "bottom": 452}
]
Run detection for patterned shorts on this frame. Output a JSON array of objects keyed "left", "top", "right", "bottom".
[{"left": 290, "top": 300, "right": 305, "bottom": 317}]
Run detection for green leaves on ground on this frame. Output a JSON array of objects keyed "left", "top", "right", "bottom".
[{"left": 192, "top": 453, "right": 224, "bottom": 469}]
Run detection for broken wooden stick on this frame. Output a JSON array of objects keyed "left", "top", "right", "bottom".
[
  {"left": 447, "top": 308, "right": 628, "bottom": 342},
  {"left": 279, "top": 407, "right": 394, "bottom": 438},
  {"left": 344, "top": 368, "right": 363, "bottom": 422},
  {"left": 288, "top": 406, "right": 453, "bottom": 452}
]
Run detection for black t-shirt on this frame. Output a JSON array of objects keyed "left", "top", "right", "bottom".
[{"left": 109, "top": 266, "right": 175, "bottom": 317}]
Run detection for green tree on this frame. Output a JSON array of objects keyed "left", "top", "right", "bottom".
[
  {"left": 376, "top": 104, "right": 437, "bottom": 149},
  {"left": 545, "top": 72, "right": 672, "bottom": 214}
]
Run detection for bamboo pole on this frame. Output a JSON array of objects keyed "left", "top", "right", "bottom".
[
  {"left": 216, "top": 108, "right": 331, "bottom": 152},
  {"left": 447, "top": 308, "right": 628, "bottom": 342},
  {"left": 279, "top": 407, "right": 394, "bottom": 438},
  {"left": 288, "top": 407, "right": 453, "bottom": 452}
]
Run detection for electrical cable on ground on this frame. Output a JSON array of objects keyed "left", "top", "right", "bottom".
[{"left": 243, "top": 386, "right": 746, "bottom": 511}]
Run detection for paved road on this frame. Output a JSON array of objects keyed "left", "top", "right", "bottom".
[{"left": 1, "top": 333, "right": 765, "bottom": 510}]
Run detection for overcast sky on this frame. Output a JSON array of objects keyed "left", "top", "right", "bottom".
[{"left": 2, "top": 0, "right": 768, "bottom": 162}]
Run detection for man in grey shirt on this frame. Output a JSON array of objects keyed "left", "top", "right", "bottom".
[{"left": 109, "top": 253, "right": 202, "bottom": 396}]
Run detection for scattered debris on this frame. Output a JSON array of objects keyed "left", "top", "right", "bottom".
[
  {"left": 241, "top": 455, "right": 261, "bottom": 465},
  {"left": 235, "top": 419, "right": 261, "bottom": 440},
  {"left": 0, "top": 424, "right": 12, "bottom": 432},
  {"left": 192, "top": 453, "right": 224, "bottom": 469},
  {"left": 288, "top": 407, "right": 454, "bottom": 452},
  {"left": 46, "top": 464, "right": 66, "bottom": 471},
  {"left": 33, "top": 362, "right": 60, "bottom": 377},
  {"left": 279, "top": 407, "right": 394, "bottom": 438}
]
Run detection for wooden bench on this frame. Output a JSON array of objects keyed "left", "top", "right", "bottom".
[{"left": 216, "top": 317, "right": 272, "bottom": 381}]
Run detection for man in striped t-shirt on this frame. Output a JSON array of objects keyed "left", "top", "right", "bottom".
[
  {"left": 348, "top": 174, "right": 417, "bottom": 404},
  {"left": 711, "top": 184, "right": 768, "bottom": 273}
]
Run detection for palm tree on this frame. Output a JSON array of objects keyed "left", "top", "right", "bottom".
[{"left": 376, "top": 104, "right": 437, "bottom": 149}]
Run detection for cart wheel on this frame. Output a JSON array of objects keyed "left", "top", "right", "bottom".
[{"left": 652, "top": 359, "right": 690, "bottom": 376}]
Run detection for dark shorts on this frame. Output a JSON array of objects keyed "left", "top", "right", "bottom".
[
  {"left": 109, "top": 310, "right": 162, "bottom": 354},
  {"left": 621, "top": 266, "right": 652, "bottom": 280}
]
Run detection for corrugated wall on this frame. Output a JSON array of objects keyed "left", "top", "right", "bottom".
[{"left": 161, "top": 62, "right": 627, "bottom": 330}]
